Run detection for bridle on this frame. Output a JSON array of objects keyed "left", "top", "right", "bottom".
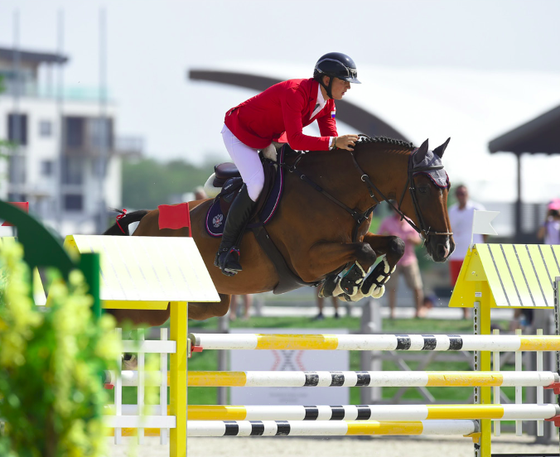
[
  {"left": 349, "top": 147, "right": 453, "bottom": 241},
  {"left": 284, "top": 141, "right": 453, "bottom": 243}
]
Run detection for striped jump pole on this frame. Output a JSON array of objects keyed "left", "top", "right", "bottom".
[
  {"left": 188, "top": 370, "right": 558, "bottom": 388},
  {"left": 110, "top": 404, "right": 560, "bottom": 422},
  {"left": 106, "top": 370, "right": 558, "bottom": 388},
  {"left": 187, "top": 419, "right": 479, "bottom": 437},
  {"left": 189, "top": 333, "right": 560, "bottom": 352}
]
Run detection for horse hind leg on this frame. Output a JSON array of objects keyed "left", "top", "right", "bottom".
[
  {"left": 320, "top": 262, "right": 371, "bottom": 303},
  {"left": 188, "top": 294, "right": 231, "bottom": 321}
]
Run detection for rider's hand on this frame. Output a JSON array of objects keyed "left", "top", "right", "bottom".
[{"left": 335, "top": 134, "right": 359, "bottom": 151}]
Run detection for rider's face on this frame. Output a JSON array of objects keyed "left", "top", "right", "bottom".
[{"left": 327, "top": 77, "right": 351, "bottom": 100}]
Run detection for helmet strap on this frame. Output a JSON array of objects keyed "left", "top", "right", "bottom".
[{"left": 319, "top": 75, "right": 334, "bottom": 99}]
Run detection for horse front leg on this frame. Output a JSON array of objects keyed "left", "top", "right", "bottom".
[
  {"left": 304, "top": 241, "right": 377, "bottom": 302},
  {"left": 360, "top": 233, "right": 405, "bottom": 298}
]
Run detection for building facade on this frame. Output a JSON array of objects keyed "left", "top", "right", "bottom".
[{"left": 0, "top": 46, "right": 122, "bottom": 235}]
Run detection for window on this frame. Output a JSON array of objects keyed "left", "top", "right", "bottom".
[
  {"left": 39, "top": 120, "right": 53, "bottom": 137},
  {"left": 64, "top": 194, "right": 83, "bottom": 211},
  {"left": 7, "top": 113, "right": 28, "bottom": 146},
  {"left": 41, "top": 160, "right": 54, "bottom": 176},
  {"left": 65, "top": 117, "right": 85, "bottom": 148},
  {"left": 8, "top": 154, "right": 26, "bottom": 184},
  {"left": 7, "top": 193, "right": 26, "bottom": 202},
  {"left": 61, "top": 157, "right": 84, "bottom": 185},
  {"left": 89, "top": 117, "right": 112, "bottom": 149}
]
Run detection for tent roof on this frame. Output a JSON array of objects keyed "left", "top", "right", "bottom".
[{"left": 488, "top": 104, "right": 560, "bottom": 155}]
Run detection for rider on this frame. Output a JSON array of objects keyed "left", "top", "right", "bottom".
[{"left": 215, "top": 52, "right": 361, "bottom": 276}]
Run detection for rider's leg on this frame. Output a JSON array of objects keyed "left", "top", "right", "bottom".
[{"left": 215, "top": 125, "right": 264, "bottom": 275}]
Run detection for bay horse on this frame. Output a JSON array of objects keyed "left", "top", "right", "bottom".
[{"left": 105, "top": 136, "right": 454, "bottom": 327}]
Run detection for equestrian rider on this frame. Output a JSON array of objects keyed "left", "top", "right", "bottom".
[{"left": 215, "top": 52, "right": 361, "bottom": 276}]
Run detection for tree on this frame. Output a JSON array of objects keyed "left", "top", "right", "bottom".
[{"left": 121, "top": 157, "right": 216, "bottom": 208}]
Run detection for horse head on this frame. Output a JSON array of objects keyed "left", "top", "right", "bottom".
[{"left": 399, "top": 138, "right": 455, "bottom": 262}]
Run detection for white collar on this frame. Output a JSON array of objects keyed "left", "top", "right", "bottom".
[{"left": 311, "top": 84, "right": 327, "bottom": 119}]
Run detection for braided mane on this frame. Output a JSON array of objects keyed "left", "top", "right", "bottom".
[{"left": 357, "top": 135, "right": 414, "bottom": 150}]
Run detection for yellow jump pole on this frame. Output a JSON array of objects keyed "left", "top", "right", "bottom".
[{"left": 170, "top": 301, "right": 188, "bottom": 457}]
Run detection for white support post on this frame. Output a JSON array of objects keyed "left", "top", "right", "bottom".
[
  {"left": 492, "top": 327, "right": 501, "bottom": 436},
  {"left": 137, "top": 328, "right": 145, "bottom": 444},
  {"left": 537, "top": 328, "right": 544, "bottom": 436},
  {"left": 115, "top": 328, "right": 123, "bottom": 444},
  {"left": 160, "top": 327, "right": 169, "bottom": 445},
  {"left": 515, "top": 328, "right": 522, "bottom": 436}
]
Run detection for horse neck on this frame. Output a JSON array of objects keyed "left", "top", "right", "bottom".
[
  {"left": 301, "top": 145, "right": 411, "bottom": 210},
  {"left": 355, "top": 145, "right": 412, "bottom": 205}
]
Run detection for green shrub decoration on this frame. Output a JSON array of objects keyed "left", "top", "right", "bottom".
[{"left": 0, "top": 242, "right": 122, "bottom": 457}]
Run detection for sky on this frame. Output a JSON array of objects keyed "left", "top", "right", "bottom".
[{"left": 1, "top": 0, "right": 560, "bottom": 204}]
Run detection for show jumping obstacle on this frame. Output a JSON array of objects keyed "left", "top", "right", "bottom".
[
  {"left": 63, "top": 235, "right": 219, "bottom": 457},
  {"left": 60, "top": 237, "right": 560, "bottom": 456}
]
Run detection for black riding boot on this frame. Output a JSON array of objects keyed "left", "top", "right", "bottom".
[{"left": 214, "top": 184, "right": 256, "bottom": 276}]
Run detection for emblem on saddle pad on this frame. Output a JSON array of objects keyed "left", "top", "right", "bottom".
[{"left": 212, "top": 213, "right": 224, "bottom": 228}]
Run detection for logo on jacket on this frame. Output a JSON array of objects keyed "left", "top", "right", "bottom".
[
  {"left": 212, "top": 213, "right": 224, "bottom": 228},
  {"left": 331, "top": 109, "right": 336, "bottom": 119}
]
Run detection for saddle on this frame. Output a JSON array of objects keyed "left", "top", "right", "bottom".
[{"left": 204, "top": 145, "right": 316, "bottom": 294}]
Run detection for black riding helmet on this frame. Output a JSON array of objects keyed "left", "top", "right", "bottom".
[{"left": 313, "top": 52, "right": 361, "bottom": 98}]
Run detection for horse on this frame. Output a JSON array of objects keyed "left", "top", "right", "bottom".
[{"left": 104, "top": 136, "right": 454, "bottom": 327}]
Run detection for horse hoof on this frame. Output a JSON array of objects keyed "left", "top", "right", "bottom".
[{"left": 370, "top": 285, "right": 385, "bottom": 299}]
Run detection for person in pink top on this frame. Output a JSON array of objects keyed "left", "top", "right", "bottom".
[
  {"left": 378, "top": 206, "right": 425, "bottom": 319},
  {"left": 215, "top": 52, "right": 361, "bottom": 276}
]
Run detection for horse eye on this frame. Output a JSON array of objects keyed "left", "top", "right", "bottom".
[{"left": 418, "top": 186, "right": 429, "bottom": 194}]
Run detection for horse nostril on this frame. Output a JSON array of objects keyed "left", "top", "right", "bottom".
[{"left": 437, "top": 244, "right": 448, "bottom": 259}]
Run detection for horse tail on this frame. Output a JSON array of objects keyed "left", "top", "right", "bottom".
[{"left": 103, "top": 209, "right": 149, "bottom": 236}]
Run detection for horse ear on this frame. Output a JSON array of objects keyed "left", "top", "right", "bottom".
[
  {"left": 415, "top": 139, "right": 429, "bottom": 163},
  {"left": 433, "top": 137, "right": 451, "bottom": 158}
]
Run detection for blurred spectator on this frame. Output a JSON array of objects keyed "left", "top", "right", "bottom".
[
  {"left": 229, "top": 294, "right": 253, "bottom": 321},
  {"left": 194, "top": 186, "right": 208, "bottom": 200},
  {"left": 537, "top": 198, "right": 560, "bottom": 245},
  {"left": 378, "top": 206, "right": 425, "bottom": 319},
  {"left": 314, "top": 295, "right": 340, "bottom": 320},
  {"left": 448, "top": 185, "right": 487, "bottom": 319}
]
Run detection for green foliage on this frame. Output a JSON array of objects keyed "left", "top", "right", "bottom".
[
  {"left": 121, "top": 158, "right": 216, "bottom": 209},
  {"left": 0, "top": 243, "right": 121, "bottom": 457}
]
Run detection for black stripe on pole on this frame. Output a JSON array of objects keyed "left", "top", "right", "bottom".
[
  {"left": 250, "top": 421, "right": 265, "bottom": 435},
  {"left": 224, "top": 421, "right": 239, "bottom": 436},
  {"left": 331, "top": 406, "right": 345, "bottom": 420},
  {"left": 357, "top": 406, "right": 372, "bottom": 420},
  {"left": 304, "top": 406, "right": 319, "bottom": 420},
  {"left": 422, "top": 335, "right": 437, "bottom": 350},
  {"left": 396, "top": 335, "right": 412, "bottom": 350},
  {"left": 331, "top": 372, "right": 345, "bottom": 386},
  {"left": 276, "top": 421, "right": 291, "bottom": 436},
  {"left": 448, "top": 335, "right": 463, "bottom": 350},
  {"left": 356, "top": 371, "right": 371, "bottom": 386},
  {"left": 304, "top": 372, "right": 319, "bottom": 386}
]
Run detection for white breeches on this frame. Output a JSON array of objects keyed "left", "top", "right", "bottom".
[{"left": 221, "top": 124, "right": 265, "bottom": 202}]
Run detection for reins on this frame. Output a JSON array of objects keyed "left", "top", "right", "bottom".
[{"left": 283, "top": 137, "right": 452, "bottom": 242}]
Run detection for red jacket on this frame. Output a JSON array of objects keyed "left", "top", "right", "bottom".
[{"left": 224, "top": 78, "right": 337, "bottom": 150}]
